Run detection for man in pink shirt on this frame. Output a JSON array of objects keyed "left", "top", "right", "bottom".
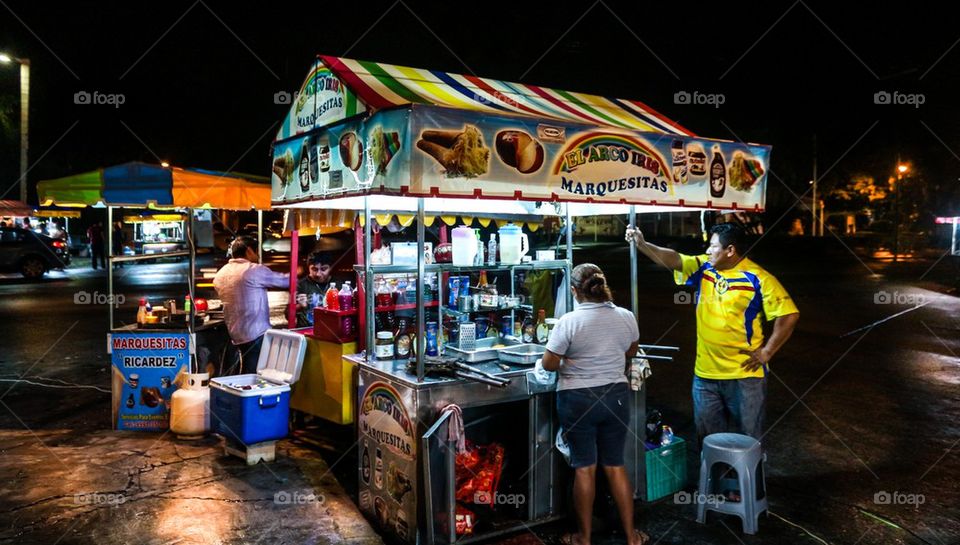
[{"left": 213, "top": 236, "right": 289, "bottom": 374}]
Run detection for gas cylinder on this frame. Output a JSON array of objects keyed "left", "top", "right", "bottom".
[{"left": 170, "top": 373, "right": 210, "bottom": 439}]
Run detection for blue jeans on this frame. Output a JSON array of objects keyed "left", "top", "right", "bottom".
[
  {"left": 225, "top": 335, "right": 265, "bottom": 376},
  {"left": 692, "top": 376, "right": 766, "bottom": 444},
  {"left": 557, "top": 383, "right": 631, "bottom": 468}
]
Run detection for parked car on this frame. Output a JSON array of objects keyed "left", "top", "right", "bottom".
[{"left": 0, "top": 227, "right": 70, "bottom": 278}]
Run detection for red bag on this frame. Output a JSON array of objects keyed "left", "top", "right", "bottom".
[{"left": 455, "top": 442, "right": 505, "bottom": 505}]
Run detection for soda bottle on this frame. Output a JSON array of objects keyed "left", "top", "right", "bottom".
[{"left": 325, "top": 283, "right": 340, "bottom": 311}]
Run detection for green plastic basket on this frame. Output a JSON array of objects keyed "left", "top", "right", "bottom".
[{"left": 645, "top": 437, "right": 687, "bottom": 501}]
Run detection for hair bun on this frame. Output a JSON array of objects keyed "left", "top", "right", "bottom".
[
  {"left": 584, "top": 274, "right": 606, "bottom": 297},
  {"left": 571, "top": 262, "right": 613, "bottom": 302}
]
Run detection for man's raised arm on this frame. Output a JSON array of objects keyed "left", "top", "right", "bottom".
[{"left": 625, "top": 226, "right": 683, "bottom": 271}]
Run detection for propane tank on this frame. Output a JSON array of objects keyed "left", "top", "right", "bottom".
[{"left": 170, "top": 373, "right": 210, "bottom": 439}]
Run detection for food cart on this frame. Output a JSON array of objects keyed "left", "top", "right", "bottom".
[
  {"left": 271, "top": 55, "right": 770, "bottom": 544},
  {"left": 123, "top": 210, "right": 187, "bottom": 256},
  {"left": 37, "top": 161, "right": 273, "bottom": 430}
]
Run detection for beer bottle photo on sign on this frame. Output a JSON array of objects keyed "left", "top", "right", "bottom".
[{"left": 710, "top": 146, "right": 726, "bottom": 199}]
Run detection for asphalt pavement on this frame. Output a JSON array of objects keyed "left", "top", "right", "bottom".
[{"left": 0, "top": 237, "right": 957, "bottom": 545}]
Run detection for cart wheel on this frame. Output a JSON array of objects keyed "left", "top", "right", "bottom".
[{"left": 20, "top": 257, "right": 46, "bottom": 279}]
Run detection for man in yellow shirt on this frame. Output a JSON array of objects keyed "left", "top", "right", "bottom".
[{"left": 626, "top": 223, "right": 799, "bottom": 442}]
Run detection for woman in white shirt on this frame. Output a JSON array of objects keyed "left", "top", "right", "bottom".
[{"left": 542, "top": 263, "right": 647, "bottom": 545}]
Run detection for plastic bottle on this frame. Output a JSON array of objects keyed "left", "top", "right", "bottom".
[
  {"left": 340, "top": 282, "right": 354, "bottom": 336},
  {"left": 338, "top": 281, "right": 354, "bottom": 311},
  {"left": 325, "top": 282, "right": 340, "bottom": 311},
  {"left": 184, "top": 295, "right": 191, "bottom": 313},
  {"left": 395, "top": 276, "right": 408, "bottom": 305},
  {"left": 474, "top": 230, "right": 484, "bottom": 266},
  {"left": 375, "top": 278, "right": 392, "bottom": 308},
  {"left": 424, "top": 273, "right": 437, "bottom": 303},
  {"left": 405, "top": 274, "right": 417, "bottom": 305},
  {"left": 487, "top": 234, "right": 498, "bottom": 265},
  {"left": 660, "top": 425, "right": 675, "bottom": 446},
  {"left": 137, "top": 298, "right": 148, "bottom": 325},
  {"left": 388, "top": 277, "right": 400, "bottom": 304}
]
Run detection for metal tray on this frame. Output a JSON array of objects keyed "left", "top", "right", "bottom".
[
  {"left": 445, "top": 336, "right": 518, "bottom": 362},
  {"left": 498, "top": 343, "right": 546, "bottom": 365}
]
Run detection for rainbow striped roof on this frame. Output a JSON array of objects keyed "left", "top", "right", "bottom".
[{"left": 276, "top": 55, "right": 692, "bottom": 141}]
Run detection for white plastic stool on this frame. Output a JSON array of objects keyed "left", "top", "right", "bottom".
[{"left": 696, "top": 433, "right": 767, "bottom": 535}]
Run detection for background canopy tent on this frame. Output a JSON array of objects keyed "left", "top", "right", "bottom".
[
  {"left": 271, "top": 55, "right": 771, "bottom": 211},
  {"left": 37, "top": 162, "right": 272, "bottom": 210},
  {"left": 0, "top": 200, "right": 35, "bottom": 217}
]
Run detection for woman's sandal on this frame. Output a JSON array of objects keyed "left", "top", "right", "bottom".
[
  {"left": 559, "top": 533, "right": 586, "bottom": 545},
  {"left": 632, "top": 529, "right": 651, "bottom": 545}
]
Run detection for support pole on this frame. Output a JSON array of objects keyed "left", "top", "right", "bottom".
[
  {"left": 565, "top": 203, "right": 573, "bottom": 310},
  {"left": 630, "top": 206, "right": 638, "bottom": 320},
  {"left": 416, "top": 197, "right": 426, "bottom": 382},
  {"left": 107, "top": 206, "right": 114, "bottom": 330},
  {"left": 288, "top": 228, "right": 299, "bottom": 328},
  {"left": 364, "top": 196, "right": 374, "bottom": 361},
  {"left": 812, "top": 134, "right": 818, "bottom": 237},
  {"left": 18, "top": 61, "right": 29, "bottom": 204},
  {"left": 187, "top": 209, "right": 196, "bottom": 339},
  {"left": 257, "top": 209, "right": 264, "bottom": 258},
  {"left": 952, "top": 221, "right": 958, "bottom": 256}
]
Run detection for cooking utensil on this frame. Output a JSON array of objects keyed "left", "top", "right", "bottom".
[
  {"left": 498, "top": 343, "right": 546, "bottom": 365},
  {"left": 408, "top": 357, "right": 510, "bottom": 387}
]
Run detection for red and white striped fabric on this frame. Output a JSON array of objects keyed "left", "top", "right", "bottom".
[{"left": 319, "top": 55, "right": 693, "bottom": 136}]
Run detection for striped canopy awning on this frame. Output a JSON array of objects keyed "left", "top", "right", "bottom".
[
  {"left": 277, "top": 55, "right": 692, "bottom": 140},
  {"left": 37, "top": 162, "right": 272, "bottom": 210},
  {"left": 320, "top": 56, "right": 691, "bottom": 134}
]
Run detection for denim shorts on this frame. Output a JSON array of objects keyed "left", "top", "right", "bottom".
[{"left": 557, "top": 382, "right": 631, "bottom": 468}]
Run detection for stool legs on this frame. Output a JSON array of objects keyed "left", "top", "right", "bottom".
[
  {"left": 740, "top": 463, "right": 757, "bottom": 534},
  {"left": 696, "top": 455, "right": 709, "bottom": 523},
  {"left": 696, "top": 455, "right": 767, "bottom": 534}
]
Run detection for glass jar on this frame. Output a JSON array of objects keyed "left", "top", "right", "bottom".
[{"left": 375, "top": 331, "right": 395, "bottom": 360}]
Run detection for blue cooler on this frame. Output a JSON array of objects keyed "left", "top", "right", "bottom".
[{"left": 210, "top": 330, "right": 306, "bottom": 445}]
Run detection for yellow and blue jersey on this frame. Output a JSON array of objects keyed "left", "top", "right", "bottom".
[{"left": 675, "top": 254, "right": 799, "bottom": 379}]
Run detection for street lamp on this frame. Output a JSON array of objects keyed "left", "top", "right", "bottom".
[
  {"left": 0, "top": 52, "right": 30, "bottom": 204},
  {"left": 893, "top": 163, "right": 909, "bottom": 263}
]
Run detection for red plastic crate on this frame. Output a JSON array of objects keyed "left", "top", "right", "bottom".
[{"left": 313, "top": 307, "right": 358, "bottom": 343}]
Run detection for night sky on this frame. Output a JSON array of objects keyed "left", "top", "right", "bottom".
[{"left": 2, "top": 0, "right": 959, "bottom": 219}]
